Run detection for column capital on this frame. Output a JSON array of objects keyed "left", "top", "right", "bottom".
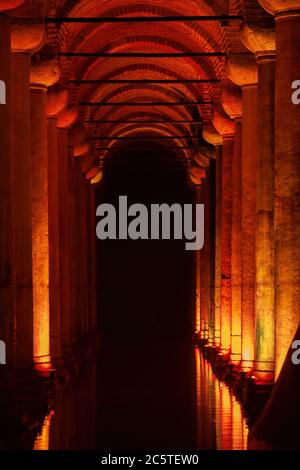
[
  {"left": 189, "top": 161, "right": 206, "bottom": 187},
  {"left": 90, "top": 170, "right": 103, "bottom": 185},
  {"left": 30, "top": 55, "right": 60, "bottom": 88},
  {"left": 241, "top": 24, "right": 275, "bottom": 62},
  {"left": 80, "top": 153, "right": 95, "bottom": 174},
  {"left": 221, "top": 83, "right": 242, "bottom": 120},
  {"left": 0, "top": 1, "right": 24, "bottom": 12},
  {"left": 47, "top": 87, "right": 69, "bottom": 118},
  {"left": 259, "top": 0, "right": 300, "bottom": 16},
  {"left": 212, "top": 106, "right": 235, "bottom": 138},
  {"left": 10, "top": 1, "right": 47, "bottom": 54},
  {"left": 57, "top": 106, "right": 79, "bottom": 129},
  {"left": 68, "top": 121, "right": 86, "bottom": 146},
  {"left": 73, "top": 143, "right": 90, "bottom": 158},
  {"left": 203, "top": 122, "right": 222, "bottom": 147},
  {"left": 226, "top": 54, "right": 258, "bottom": 87}
]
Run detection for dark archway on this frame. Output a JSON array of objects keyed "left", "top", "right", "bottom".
[{"left": 95, "top": 143, "right": 195, "bottom": 343}]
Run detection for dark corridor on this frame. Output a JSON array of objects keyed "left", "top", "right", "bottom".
[{"left": 96, "top": 144, "right": 195, "bottom": 342}]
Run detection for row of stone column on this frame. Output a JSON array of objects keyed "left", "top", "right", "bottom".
[
  {"left": 0, "top": 8, "right": 97, "bottom": 383},
  {"left": 197, "top": 3, "right": 300, "bottom": 383}
]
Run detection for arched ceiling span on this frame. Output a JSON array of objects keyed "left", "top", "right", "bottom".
[{"left": 20, "top": 0, "right": 273, "bottom": 182}]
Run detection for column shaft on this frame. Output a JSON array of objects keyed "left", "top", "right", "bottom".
[
  {"left": 254, "top": 55, "right": 275, "bottom": 382},
  {"left": 231, "top": 119, "right": 242, "bottom": 364},
  {"left": 274, "top": 13, "right": 300, "bottom": 377},
  {"left": 57, "top": 129, "right": 72, "bottom": 358},
  {"left": 241, "top": 84, "right": 258, "bottom": 370},
  {"left": 214, "top": 146, "right": 222, "bottom": 347},
  {"left": 47, "top": 117, "right": 62, "bottom": 364},
  {"left": 30, "top": 85, "right": 51, "bottom": 370},
  {"left": 11, "top": 52, "right": 33, "bottom": 370},
  {"left": 195, "top": 186, "right": 201, "bottom": 334},
  {"left": 0, "top": 14, "right": 14, "bottom": 379},
  {"left": 89, "top": 187, "right": 97, "bottom": 336},
  {"left": 220, "top": 136, "right": 233, "bottom": 354}
]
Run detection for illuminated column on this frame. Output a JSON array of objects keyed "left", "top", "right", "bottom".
[
  {"left": 260, "top": 0, "right": 300, "bottom": 378},
  {"left": 197, "top": 167, "right": 214, "bottom": 342},
  {"left": 0, "top": 13, "right": 14, "bottom": 381},
  {"left": 10, "top": 11, "right": 46, "bottom": 373},
  {"left": 189, "top": 165, "right": 206, "bottom": 339},
  {"left": 222, "top": 85, "right": 243, "bottom": 364},
  {"left": 242, "top": 25, "right": 276, "bottom": 383},
  {"left": 80, "top": 174, "right": 90, "bottom": 340},
  {"left": 214, "top": 147, "right": 222, "bottom": 348},
  {"left": 230, "top": 119, "right": 242, "bottom": 364},
  {"left": 68, "top": 147, "right": 79, "bottom": 350},
  {"left": 199, "top": 186, "right": 207, "bottom": 339},
  {"left": 46, "top": 88, "right": 68, "bottom": 366},
  {"left": 89, "top": 184, "right": 97, "bottom": 339},
  {"left": 10, "top": 15, "right": 46, "bottom": 371},
  {"left": 203, "top": 124, "right": 222, "bottom": 347},
  {"left": 30, "top": 59, "right": 60, "bottom": 371},
  {"left": 227, "top": 56, "right": 258, "bottom": 370},
  {"left": 203, "top": 167, "right": 213, "bottom": 342},
  {"left": 11, "top": 53, "right": 33, "bottom": 370},
  {"left": 195, "top": 185, "right": 202, "bottom": 334},
  {"left": 56, "top": 108, "right": 78, "bottom": 361},
  {"left": 213, "top": 107, "right": 235, "bottom": 355},
  {"left": 78, "top": 170, "right": 89, "bottom": 342}
]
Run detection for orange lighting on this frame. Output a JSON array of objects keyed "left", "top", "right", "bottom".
[{"left": 34, "top": 411, "right": 54, "bottom": 450}]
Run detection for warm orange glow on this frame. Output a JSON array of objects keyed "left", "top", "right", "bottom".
[
  {"left": 32, "top": 214, "right": 50, "bottom": 367},
  {"left": 91, "top": 170, "right": 103, "bottom": 185},
  {"left": 231, "top": 332, "right": 241, "bottom": 365},
  {"left": 241, "top": 345, "right": 253, "bottom": 371},
  {"left": 195, "top": 349, "right": 247, "bottom": 450},
  {"left": 30, "top": 87, "right": 52, "bottom": 371},
  {"left": 195, "top": 249, "right": 201, "bottom": 333},
  {"left": 232, "top": 395, "right": 248, "bottom": 450},
  {"left": 220, "top": 383, "right": 232, "bottom": 450},
  {"left": 33, "top": 411, "right": 54, "bottom": 450}
]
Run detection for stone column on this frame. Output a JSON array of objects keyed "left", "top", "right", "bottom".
[
  {"left": 203, "top": 124, "right": 222, "bottom": 347},
  {"left": 227, "top": 56, "right": 258, "bottom": 371},
  {"left": 30, "top": 84, "right": 51, "bottom": 371},
  {"left": 203, "top": 167, "right": 213, "bottom": 342},
  {"left": 213, "top": 107, "right": 235, "bottom": 355},
  {"left": 10, "top": 15, "right": 46, "bottom": 372},
  {"left": 47, "top": 117, "right": 62, "bottom": 364},
  {"left": 214, "top": 147, "right": 222, "bottom": 348},
  {"left": 11, "top": 53, "right": 33, "bottom": 371},
  {"left": 242, "top": 25, "right": 276, "bottom": 383},
  {"left": 46, "top": 88, "right": 68, "bottom": 367},
  {"left": 0, "top": 13, "right": 14, "bottom": 383},
  {"left": 199, "top": 185, "right": 207, "bottom": 339},
  {"left": 221, "top": 85, "right": 243, "bottom": 364},
  {"left": 56, "top": 108, "right": 78, "bottom": 363},
  {"left": 89, "top": 184, "right": 97, "bottom": 340},
  {"left": 204, "top": 164, "right": 214, "bottom": 345},
  {"left": 195, "top": 185, "right": 202, "bottom": 335},
  {"left": 260, "top": 0, "right": 300, "bottom": 378},
  {"left": 230, "top": 119, "right": 242, "bottom": 364},
  {"left": 30, "top": 59, "right": 60, "bottom": 372},
  {"left": 8, "top": 1, "right": 45, "bottom": 372}
]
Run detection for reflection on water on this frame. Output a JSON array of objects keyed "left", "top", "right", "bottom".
[
  {"left": 33, "top": 412, "right": 54, "bottom": 451},
  {"left": 195, "top": 349, "right": 248, "bottom": 450},
  {"left": 33, "top": 343, "right": 248, "bottom": 450}
]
